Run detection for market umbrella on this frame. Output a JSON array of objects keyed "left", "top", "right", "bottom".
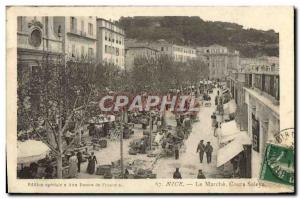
[{"left": 17, "top": 140, "right": 50, "bottom": 164}]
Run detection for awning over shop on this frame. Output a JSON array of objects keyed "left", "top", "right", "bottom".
[
  {"left": 217, "top": 138, "right": 244, "bottom": 167},
  {"left": 217, "top": 129, "right": 251, "bottom": 167},
  {"left": 220, "top": 120, "right": 240, "bottom": 137},
  {"left": 220, "top": 131, "right": 251, "bottom": 144},
  {"left": 223, "top": 100, "right": 237, "bottom": 115}
]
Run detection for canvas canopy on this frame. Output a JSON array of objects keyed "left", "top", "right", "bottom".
[
  {"left": 217, "top": 131, "right": 251, "bottom": 167},
  {"left": 220, "top": 120, "right": 240, "bottom": 137},
  {"left": 217, "top": 138, "right": 244, "bottom": 167},
  {"left": 223, "top": 100, "right": 237, "bottom": 115},
  {"left": 17, "top": 140, "right": 50, "bottom": 164},
  {"left": 220, "top": 131, "right": 251, "bottom": 144}
]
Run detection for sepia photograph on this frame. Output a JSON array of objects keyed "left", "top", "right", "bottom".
[{"left": 6, "top": 6, "right": 294, "bottom": 194}]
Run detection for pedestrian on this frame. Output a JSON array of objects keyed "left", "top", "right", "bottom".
[
  {"left": 197, "top": 169, "right": 206, "bottom": 179},
  {"left": 87, "top": 152, "right": 97, "bottom": 174},
  {"left": 196, "top": 140, "right": 206, "bottom": 163},
  {"left": 76, "top": 151, "right": 83, "bottom": 172},
  {"left": 205, "top": 142, "right": 213, "bottom": 164},
  {"left": 173, "top": 168, "right": 182, "bottom": 179},
  {"left": 69, "top": 151, "right": 78, "bottom": 178},
  {"left": 214, "top": 123, "right": 218, "bottom": 137},
  {"left": 174, "top": 144, "right": 179, "bottom": 160}
]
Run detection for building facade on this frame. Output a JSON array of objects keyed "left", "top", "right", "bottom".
[
  {"left": 53, "top": 16, "right": 97, "bottom": 62},
  {"left": 17, "top": 16, "right": 63, "bottom": 64},
  {"left": 227, "top": 56, "right": 280, "bottom": 178},
  {"left": 150, "top": 40, "right": 197, "bottom": 63},
  {"left": 125, "top": 45, "right": 159, "bottom": 71},
  {"left": 96, "top": 18, "right": 125, "bottom": 68},
  {"left": 197, "top": 44, "right": 239, "bottom": 81}
]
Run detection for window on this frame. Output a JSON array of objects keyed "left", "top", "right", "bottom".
[
  {"left": 161, "top": 47, "right": 164, "bottom": 51},
  {"left": 81, "top": 46, "right": 85, "bottom": 58},
  {"left": 254, "top": 74, "right": 262, "bottom": 90},
  {"left": 81, "top": 20, "right": 84, "bottom": 33},
  {"left": 269, "top": 75, "right": 275, "bottom": 97},
  {"left": 105, "top": 31, "right": 107, "bottom": 40},
  {"left": 116, "top": 48, "right": 119, "bottom": 56},
  {"left": 274, "top": 76, "right": 279, "bottom": 100},
  {"left": 112, "top": 34, "right": 115, "bottom": 43},
  {"left": 29, "top": 28, "right": 42, "bottom": 47},
  {"left": 72, "top": 44, "right": 75, "bottom": 57},
  {"left": 88, "top": 48, "right": 94, "bottom": 59},
  {"left": 88, "top": 23, "right": 93, "bottom": 35},
  {"left": 262, "top": 74, "right": 265, "bottom": 91},
  {"left": 70, "top": 17, "right": 77, "bottom": 33},
  {"left": 105, "top": 45, "right": 108, "bottom": 53}
]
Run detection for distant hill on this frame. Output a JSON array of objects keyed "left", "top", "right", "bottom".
[{"left": 117, "top": 16, "right": 279, "bottom": 57}]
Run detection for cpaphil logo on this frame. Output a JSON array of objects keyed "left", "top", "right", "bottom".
[{"left": 98, "top": 95, "right": 200, "bottom": 113}]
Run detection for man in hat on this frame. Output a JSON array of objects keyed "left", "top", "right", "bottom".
[
  {"left": 196, "top": 140, "right": 206, "bottom": 163},
  {"left": 173, "top": 168, "right": 182, "bottom": 179},
  {"left": 205, "top": 142, "right": 213, "bottom": 164},
  {"left": 197, "top": 169, "right": 206, "bottom": 179}
]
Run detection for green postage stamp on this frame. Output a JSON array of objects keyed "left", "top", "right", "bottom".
[{"left": 260, "top": 143, "right": 294, "bottom": 186}]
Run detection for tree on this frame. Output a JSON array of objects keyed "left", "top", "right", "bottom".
[{"left": 17, "top": 54, "right": 98, "bottom": 178}]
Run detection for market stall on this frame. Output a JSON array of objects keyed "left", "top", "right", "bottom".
[{"left": 17, "top": 140, "right": 50, "bottom": 164}]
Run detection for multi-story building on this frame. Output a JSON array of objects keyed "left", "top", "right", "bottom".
[
  {"left": 150, "top": 39, "right": 197, "bottom": 63},
  {"left": 124, "top": 42, "right": 159, "bottom": 71},
  {"left": 96, "top": 18, "right": 125, "bottom": 68},
  {"left": 197, "top": 44, "right": 239, "bottom": 81},
  {"left": 53, "top": 16, "right": 97, "bottom": 62},
  {"left": 227, "top": 56, "right": 280, "bottom": 178}
]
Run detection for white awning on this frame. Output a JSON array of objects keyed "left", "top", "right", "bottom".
[
  {"left": 17, "top": 140, "right": 50, "bottom": 164},
  {"left": 217, "top": 131, "right": 251, "bottom": 167},
  {"left": 217, "top": 138, "right": 244, "bottom": 167},
  {"left": 220, "top": 131, "right": 251, "bottom": 144},
  {"left": 223, "top": 100, "right": 237, "bottom": 115},
  {"left": 220, "top": 120, "right": 240, "bottom": 137}
]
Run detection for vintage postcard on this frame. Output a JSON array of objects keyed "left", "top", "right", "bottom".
[{"left": 6, "top": 6, "right": 294, "bottom": 194}]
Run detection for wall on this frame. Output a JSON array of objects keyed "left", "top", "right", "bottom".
[{"left": 245, "top": 88, "right": 280, "bottom": 178}]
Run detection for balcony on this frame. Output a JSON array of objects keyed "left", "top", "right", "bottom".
[{"left": 67, "top": 30, "right": 97, "bottom": 41}]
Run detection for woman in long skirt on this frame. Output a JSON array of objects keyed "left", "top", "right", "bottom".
[
  {"left": 69, "top": 152, "right": 78, "bottom": 178},
  {"left": 87, "top": 152, "right": 97, "bottom": 174}
]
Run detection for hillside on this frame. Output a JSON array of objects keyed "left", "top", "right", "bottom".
[{"left": 117, "top": 16, "right": 279, "bottom": 57}]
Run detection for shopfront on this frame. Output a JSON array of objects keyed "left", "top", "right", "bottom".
[{"left": 244, "top": 87, "right": 280, "bottom": 178}]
